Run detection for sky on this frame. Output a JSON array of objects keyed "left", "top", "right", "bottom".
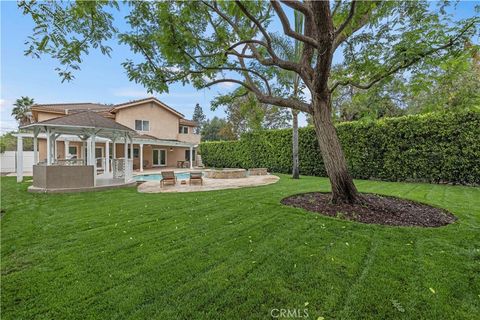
[{"left": 1, "top": 1, "right": 478, "bottom": 133}]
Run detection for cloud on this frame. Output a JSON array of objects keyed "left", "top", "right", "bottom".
[{"left": 0, "top": 99, "right": 11, "bottom": 109}]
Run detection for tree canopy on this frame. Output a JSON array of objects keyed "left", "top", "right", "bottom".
[{"left": 20, "top": 1, "right": 478, "bottom": 114}]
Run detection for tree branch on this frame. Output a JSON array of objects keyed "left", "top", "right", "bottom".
[
  {"left": 271, "top": 1, "right": 318, "bottom": 47},
  {"left": 331, "top": 0, "right": 342, "bottom": 17},
  {"left": 330, "top": 22, "right": 476, "bottom": 92},
  {"left": 234, "top": 1, "right": 273, "bottom": 46},
  {"left": 280, "top": 1, "right": 313, "bottom": 18},
  {"left": 335, "top": 0, "right": 357, "bottom": 38},
  {"left": 333, "top": 2, "right": 377, "bottom": 50}
]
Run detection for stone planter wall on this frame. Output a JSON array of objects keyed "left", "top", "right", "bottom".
[
  {"left": 204, "top": 168, "right": 247, "bottom": 179},
  {"left": 248, "top": 168, "right": 268, "bottom": 176}
]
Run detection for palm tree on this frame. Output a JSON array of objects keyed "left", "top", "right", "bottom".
[
  {"left": 272, "top": 12, "right": 304, "bottom": 179},
  {"left": 11, "top": 96, "right": 35, "bottom": 127}
]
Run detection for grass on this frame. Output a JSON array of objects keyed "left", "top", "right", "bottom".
[{"left": 1, "top": 175, "right": 479, "bottom": 319}]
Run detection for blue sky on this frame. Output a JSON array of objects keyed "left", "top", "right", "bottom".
[{"left": 1, "top": 1, "right": 477, "bottom": 133}]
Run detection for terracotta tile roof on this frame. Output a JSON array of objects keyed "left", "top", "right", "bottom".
[{"left": 23, "top": 111, "right": 134, "bottom": 132}]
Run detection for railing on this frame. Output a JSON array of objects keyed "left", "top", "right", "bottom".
[
  {"left": 53, "top": 159, "right": 86, "bottom": 166},
  {"left": 95, "top": 157, "right": 112, "bottom": 171},
  {"left": 112, "top": 158, "right": 133, "bottom": 181}
]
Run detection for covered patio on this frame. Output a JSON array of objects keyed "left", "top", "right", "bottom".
[{"left": 18, "top": 111, "right": 137, "bottom": 192}]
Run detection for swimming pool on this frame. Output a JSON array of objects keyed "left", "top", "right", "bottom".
[{"left": 134, "top": 172, "right": 194, "bottom": 181}]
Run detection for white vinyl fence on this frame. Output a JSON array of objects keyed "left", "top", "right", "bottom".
[{"left": 0, "top": 151, "right": 38, "bottom": 173}]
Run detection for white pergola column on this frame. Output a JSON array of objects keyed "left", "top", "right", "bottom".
[
  {"left": 91, "top": 134, "right": 97, "bottom": 186},
  {"left": 86, "top": 138, "right": 92, "bottom": 165},
  {"left": 83, "top": 140, "right": 87, "bottom": 163},
  {"left": 124, "top": 135, "right": 128, "bottom": 159},
  {"left": 130, "top": 140, "right": 134, "bottom": 159},
  {"left": 124, "top": 135, "right": 129, "bottom": 183},
  {"left": 16, "top": 136, "right": 23, "bottom": 182},
  {"left": 112, "top": 139, "right": 116, "bottom": 159},
  {"left": 53, "top": 134, "right": 57, "bottom": 162},
  {"left": 46, "top": 128, "right": 51, "bottom": 165},
  {"left": 105, "top": 140, "right": 110, "bottom": 173},
  {"left": 33, "top": 130, "right": 38, "bottom": 165},
  {"left": 139, "top": 143, "right": 144, "bottom": 172},
  {"left": 189, "top": 145, "right": 194, "bottom": 169},
  {"left": 64, "top": 140, "right": 69, "bottom": 159},
  {"left": 91, "top": 134, "right": 96, "bottom": 166}
]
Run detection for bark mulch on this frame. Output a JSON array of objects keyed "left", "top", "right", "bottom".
[{"left": 281, "top": 192, "right": 456, "bottom": 227}]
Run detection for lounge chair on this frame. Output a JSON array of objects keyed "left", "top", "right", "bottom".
[
  {"left": 160, "top": 171, "right": 176, "bottom": 187},
  {"left": 189, "top": 171, "right": 203, "bottom": 185}
]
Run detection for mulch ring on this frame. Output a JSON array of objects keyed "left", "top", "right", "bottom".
[{"left": 281, "top": 192, "right": 457, "bottom": 227}]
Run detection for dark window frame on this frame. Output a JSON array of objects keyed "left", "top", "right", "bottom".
[
  {"left": 179, "top": 125, "right": 189, "bottom": 134},
  {"left": 135, "top": 120, "right": 150, "bottom": 131},
  {"left": 185, "top": 149, "right": 196, "bottom": 161}
]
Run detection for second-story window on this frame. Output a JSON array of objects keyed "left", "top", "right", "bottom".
[
  {"left": 135, "top": 120, "right": 150, "bottom": 131},
  {"left": 179, "top": 125, "right": 189, "bottom": 134}
]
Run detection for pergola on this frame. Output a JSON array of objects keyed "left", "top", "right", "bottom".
[{"left": 18, "top": 111, "right": 136, "bottom": 189}]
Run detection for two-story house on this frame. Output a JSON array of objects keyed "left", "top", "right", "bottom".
[{"left": 30, "top": 97, "right": 201, "bottom": 171}]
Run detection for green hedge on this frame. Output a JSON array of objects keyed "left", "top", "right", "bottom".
[{"left": 199, "top": 111, "right": 480, "bottom": 185}]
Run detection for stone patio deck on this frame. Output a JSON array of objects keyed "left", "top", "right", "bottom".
[{"left": 137, "top": 174, "right": 280, "bottom": 193}]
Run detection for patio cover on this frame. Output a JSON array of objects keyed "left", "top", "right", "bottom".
[{"left": 17, "top": 111, "right": 137, "bottom": 182}]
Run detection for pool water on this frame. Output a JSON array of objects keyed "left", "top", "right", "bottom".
[{"left": 134, "top": 172, "right": 193, "bottom": 181}]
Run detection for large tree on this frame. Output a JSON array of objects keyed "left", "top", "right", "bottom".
[
  {"left": 213, "top": 92, "right": 291, "bottom": 138},
  {"left": 20, "top": 1, "right": 478, "bottom": 203},
  {"left": 201, "top": 117, "right": 236, "bottom": 141},
  {"left": 192, "top": 103, "right": 206, "bottom": 134}
]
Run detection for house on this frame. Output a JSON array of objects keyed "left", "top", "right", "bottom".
[{"left": 29, "top": 97, "right": 201, "bottom": 172}]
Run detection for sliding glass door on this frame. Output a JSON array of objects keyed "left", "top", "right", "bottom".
[{"left": 152, "top": 149, "right": 167, "bottom": 166}]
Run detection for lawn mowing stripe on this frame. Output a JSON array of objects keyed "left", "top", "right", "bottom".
[
  {"left": 28, "top": 212, "right": 287, "bottom": 316},
  {"left": 163, "top": 212, "right": 319, "bottom": 319}
]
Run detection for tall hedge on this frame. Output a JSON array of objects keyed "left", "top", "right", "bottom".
[{"left": 199, "top": 111, "right": 480, "bottom": 185}]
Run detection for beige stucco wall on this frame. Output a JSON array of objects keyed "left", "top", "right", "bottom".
[
  {"left": 37, "top": 112, "right": 63, "bottom": 122},
  {"left": 178, "top": 132, "right": 201, "bottom": 144},
  {"left": 114, "top": 102, "right": 179, "bottom": 140},
  {"left": 37, "top": 139, "right": 67, "bottom": 161}
]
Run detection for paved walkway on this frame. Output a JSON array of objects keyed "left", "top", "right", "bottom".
[{"left": 137, "top": 175, "right": 280, "bottom": 193}]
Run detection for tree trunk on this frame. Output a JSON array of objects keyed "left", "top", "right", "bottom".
[
  {"left": 311, "top": 96, "right": 358, "bottom": 204},
  {"left": 292, "top": 110, "right": 300, "bottom": 179}
]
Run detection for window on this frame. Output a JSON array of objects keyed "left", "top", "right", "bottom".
[
  {"left": 179, "top": 125, "right": 189, "bottom": 134},
  {"left": 185, "top": 149, "right": 196, "bottom": 161},
  {"left": 68, "top": 146, "right": 77, "bottom": 156},
  {"left": 135, "top": 120, "right": 150, "bottom": 131},
  {"left": 133, "top": 148, "right": 139, "bottom": 158}
]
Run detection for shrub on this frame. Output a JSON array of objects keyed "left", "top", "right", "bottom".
[{"left": 199, "top": 110, "right": 480, "bottom": 185}]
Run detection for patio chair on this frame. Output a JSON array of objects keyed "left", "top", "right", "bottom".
[
  {"left": 160, "top": 171, "right": 176, "bottom": 187},
  {"left": 189, "top": 171, "right": 203, "bottom": 185}
]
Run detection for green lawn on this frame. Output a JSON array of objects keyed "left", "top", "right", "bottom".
[{"left": 1, "top": 175, "right": 479, "bottom": 319}]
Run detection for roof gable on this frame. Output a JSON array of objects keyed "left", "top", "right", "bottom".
[{"left": 110, "top": 97, "right": 184, "bottom": 118}]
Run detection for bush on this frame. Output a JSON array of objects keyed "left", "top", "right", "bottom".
[{"left": 199, "top": 110, "right": 480, "bottom": 185}]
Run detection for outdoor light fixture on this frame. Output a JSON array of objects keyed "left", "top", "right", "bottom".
[{"left": 169, "top": 147, "right": 173, "bottom": 152}]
